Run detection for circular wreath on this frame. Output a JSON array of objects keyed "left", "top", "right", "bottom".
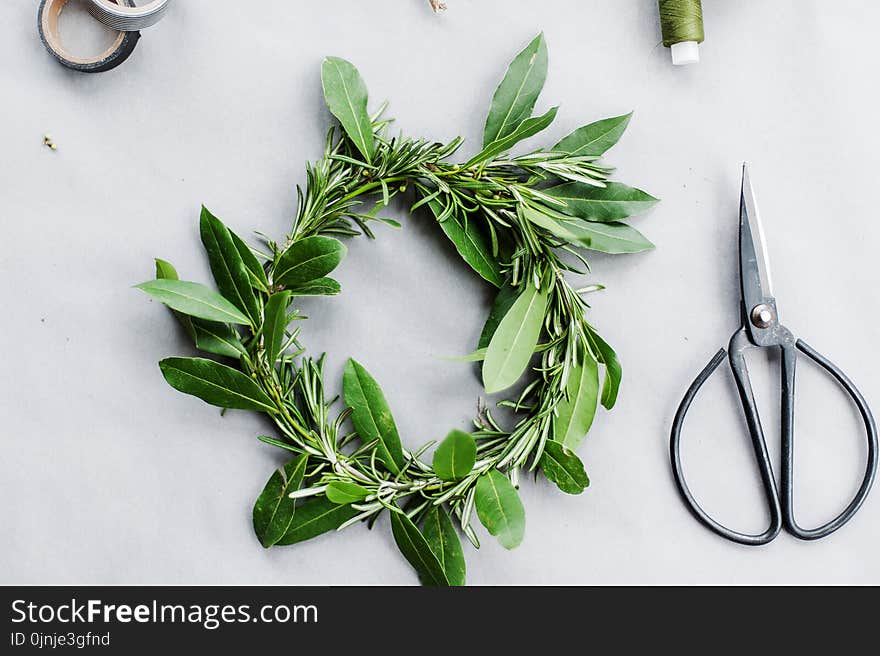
[{"left": 138, "top": 34, "right": 657, "bottom": 585}]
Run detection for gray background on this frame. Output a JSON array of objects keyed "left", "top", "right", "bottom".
[{"left": 2, "top": 0, "right": 878, "bottom": 585}]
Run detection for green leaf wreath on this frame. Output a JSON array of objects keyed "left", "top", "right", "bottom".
[{"left": 139, "top": 34, "right": 657, "bottom": 585}]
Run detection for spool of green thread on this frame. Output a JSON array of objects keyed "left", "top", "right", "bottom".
[{"left": 658, "top": 0, "right": 705, "bottom": 65}]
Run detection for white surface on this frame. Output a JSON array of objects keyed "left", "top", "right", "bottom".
[
  {"left": 2, "top": 1, "right": 879, "bottom": 585},
  {"left": 671, "top": 40, "right": 700, "bottom": 65}
]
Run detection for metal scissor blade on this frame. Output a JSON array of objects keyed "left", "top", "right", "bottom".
[{"left": 740, "top": 164, "right": 775, "bottom": 314}]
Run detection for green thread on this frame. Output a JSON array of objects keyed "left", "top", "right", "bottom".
[{"left": 658, "top": 0, "right": 705, "bottom": 47}]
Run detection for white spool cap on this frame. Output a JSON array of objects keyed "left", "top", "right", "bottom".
[{"left": 670, "top": 41, "right": 700, "bottom": 65}]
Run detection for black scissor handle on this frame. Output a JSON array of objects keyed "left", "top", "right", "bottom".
[
  {"left": 670, "top": 330, "right": 783, "bottom": 546},
  {"left": 779, "top": 339, "right": 879, "bottom": 540}
]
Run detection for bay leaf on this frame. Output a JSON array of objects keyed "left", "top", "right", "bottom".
[
  {"left": 553, "top": 112, "right": 632, "bottom": 157},
  {"left": 136, "top": 279, "right": 251, "bottom": 325},
  {"left": 390, "top": 510, "right": 450, "bottom": 587},
  {"left": 262, "top": 291, "right": 292, "bottom": 364},
  {"left": 200, "top": 207, "right": 261, "bottom": 326},
  {"left": 274, "top": 236, "right": 346, "bottom": 288},
  {"left": 522, "top": 206, "right": 654, "bottom": 254},
  {"left": 253, "top": 454, "right": 308, "bottom": 547},
  {"left": 192, "top": 320, "right": 246, "bottom": 358},
  {"left": 325, "top": 481, "right": 370, "bottom": 504},
  {"left": 540, "top": 441, "right": 590, "bottom": 495},
  {"left": 429, "top": 200, "right": 503, "bottom": 287},
  {"left": 288, "top": 277, "right": 341, "bottom": 297},
  {"left": 322, "top": 56, "right": 374, "bottom": 162},
  {"left": 482, "top": 282, "right": 548, "bottom": 394},
  {"left": 478, "top": 284, "right": 519, "bottom": 350},
  {"left": 158, "top": 357, "right": 276, "bottom": 413},
  {"left": 474, "top": 469, "right": 525, "bottom": 549},
  {"left": 588, "top": 328, "right": 622, "bottom": 410},
  {"left": 553, "top": 354, "right": 599, "bottom": 451},
  {"left": 432, "top": 429, "right": 477, "bottom": 481},
  {"left": 469, "top": 106, "right": 558, "bottom": 168},
  {"left": 276, "top": 496, "right": 359, "bottom": 545},
  {"left": 229, "top": 229, "right": 269, "bottom": 293},
  {"left": 483, "top": 33, "right": 548, "bottom": 146},
  {"left": 342, "top": 359, "right": 405, "bottom": 474},
  {"left": 422, "top": 506, "right": 466, "bottom": 586},
  {"left": 543, "top": 182, "right": 658, "bottom": 222}
]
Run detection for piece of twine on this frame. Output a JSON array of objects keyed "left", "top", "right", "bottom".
[{"left": 658, "top": 0, "right": 705, "bottom": 46}]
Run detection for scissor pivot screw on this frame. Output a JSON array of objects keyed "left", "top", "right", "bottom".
[{"left": 751, "top": 304, "right": 775, "bottom": 329}]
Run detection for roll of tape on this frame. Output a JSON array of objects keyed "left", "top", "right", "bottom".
[
  {"left": 38, "top": 0, "right": 141, "bottom": 73},
  {"left": 86, "top": 0, "right": 170, "bottom": 32}
]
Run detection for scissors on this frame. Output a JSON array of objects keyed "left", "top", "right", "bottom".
[{"left": 670, "top": 164, "right": 878, "bottom": 545}]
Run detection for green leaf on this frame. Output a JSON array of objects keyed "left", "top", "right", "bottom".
[
  {"left": 474, "top": 469, "right": 525, "bottom": 549},
  {"left": 230, "top": 230, "right": 269, "bottom": 293},
  {"left": 152, "top": 259, "right": 197, "bottom": 340},
  {"left": 321, "top": 56, "right": 374, "bottom": 163},
  {"left": 540, "top": 441, "right": 590, "bottom": 495},
  {"left": 568, "top": 221, "right": 655, "bottom": 254},
  {"left": 478, "top": 284, "right": 519, "bottom": 350},
  {"left": 422, "top": 506, "right": 466, "bottom": 586},
  {"left": 522, "top": 206, "right": 654, "bottom": 254},
  {"left": 199, "top": 207, "right": 261, "bottom": 326},
  {"left": 136, "top": 279, "right": 251, "bottom": 325},
  {"left": 154, "top": 258, "right": 179, "bottom": 281},
  {"left": 325, "top": 481, "right": 370, "bottom": 504},
  {"left": 275, "top": 236, "right": 347, "bottom": 288},
  {"left": 433, "top": 430, "right": 477, "bottom": 481},
  {"left": 543, "top": 182, "right": 659, "bottom": 222},
  {"left": 192, "top": 320, "right": 246, "bottom": 358},
  {"left": 342, "top": 359, "right": 405, "bottom": 474},
  {"left": 483, "top": 33, "right": 548, "bottom": 146},
  {"left": 482, "top": 282, "right": 548, "bottom": 394},
  {"left": 263, "top": 292, "right": 291, "bottom": 364},
  {"left": 276, "top": 496, "right": 359, "bottom": 546},
  {"left": 288, "top": 277, "right": 341, "bottom": 296},
  {"left": 588, "top": 328, "right": 622, "bottom": 410},
  {"left": 428, "top": 200, "right": 502, "bottom": 287},
  {"left": 158, "top": 357, "right": 276, "bottom": 413},
  {"left": 390, "top": 510, "right": 450, "bottom": 587},
  {"left": 553, "top": 112, "right": 632, "bottom": 157},
  {"left": 151, "top": 260, "right": 246, "bottom": 358},
  {"left": 253, "top": 455, "right": 308, "bottom": 548},
  {"left": 553, "top": 354, "right": 599, "bottom": 451},
  {"left": 468, "top": 106, "right": 558, "bottom": 168}
]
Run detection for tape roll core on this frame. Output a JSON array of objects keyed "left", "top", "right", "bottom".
[{"left": 38, "top": 0, "right": 140, "bottom": 73}]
